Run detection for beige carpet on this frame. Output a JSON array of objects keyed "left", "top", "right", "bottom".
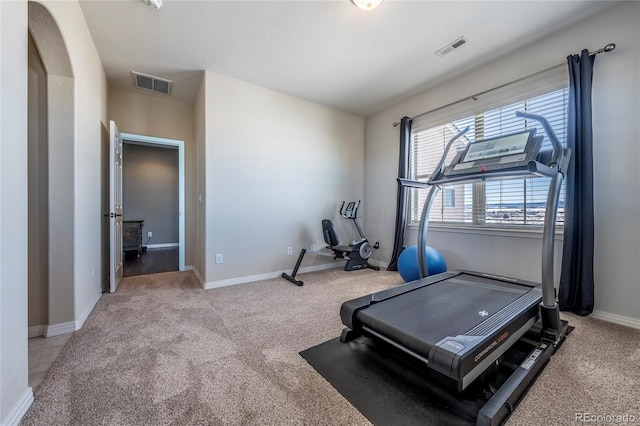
[{"left": 22, "top": 269, "right": 640, "bottom": 425}]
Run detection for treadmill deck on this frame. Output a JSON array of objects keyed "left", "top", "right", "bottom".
[
  {"left": 342, "top": 271, "right": 543, "bottom": 390},
  {"left": 357, "top": 274, "right": 532, "bottom": 356}
]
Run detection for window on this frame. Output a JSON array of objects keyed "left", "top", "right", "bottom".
[
  {"left": 410, "top": 87, "right": 568, "bottom": 227},
  {"left": 443, "top": 188, "right": 456, "bottom": 208}
]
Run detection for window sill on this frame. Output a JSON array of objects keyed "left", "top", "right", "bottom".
[{"left": 408, "top": 222, "right": 564, "bottom": 240}]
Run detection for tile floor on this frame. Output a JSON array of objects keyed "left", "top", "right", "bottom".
[{"left": 28, "top": 333, "right": 74, "bottom": 392}]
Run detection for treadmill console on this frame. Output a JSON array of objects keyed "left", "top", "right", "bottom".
[{"left": 443, "top": 129, "right": 541, "bottom": 178}]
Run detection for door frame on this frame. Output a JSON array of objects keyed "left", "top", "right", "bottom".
[{"left": 120, "top": 132, "right": 186, "bottom": 271}]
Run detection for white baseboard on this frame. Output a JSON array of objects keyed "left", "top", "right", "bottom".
[
  {"left": 287, "top": 262, "right": 343, "bottom": 278},
  {"left": 203, "top": 262, "right": 342, "bottom": 290},
  {"left": 28, "top": 325, "right": 46, "bottom": 338},
  {"left": 370, "top": 259, "right": 389, "bottom": 269},
  {"left": 76, "top": 291, "right": 102, "bottom": 330},
  {"left": 191, "top": 267, "right": 205, "bottom": 289},
  {"left": 591, "top": 310, "right": 640, "bottom": 330},
  {"left": 146, "top": 243, "right": 179, "bottom": 249},
  {"left": 45, "top": 321, "right": 76, "bottom": 337},
  {"left": 1, "top": 387, "right": 33, "bottom": 426},
  {"left": 34, "top": 292, "right": 101, "bottom": 340},
  {"left": 183, "top": 265, "right": 194, "bottom": 271}
]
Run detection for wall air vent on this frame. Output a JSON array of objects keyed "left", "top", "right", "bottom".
[
  {"left": 132, "top": 71, "right": 172, "bottom": 95},
  {"left": 435, "top": 36, "right": 467, "bottom": 57}
]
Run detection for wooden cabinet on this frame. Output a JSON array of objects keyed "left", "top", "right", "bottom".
[{"left": 123, "top": 220, "right": 144, "bottom": 257}]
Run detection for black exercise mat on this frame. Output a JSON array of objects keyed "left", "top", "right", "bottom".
[{"left": 300, "top": 336, "right": 481, "bottom": 426}]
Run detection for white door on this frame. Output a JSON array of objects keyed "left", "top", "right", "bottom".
[{"left": 109, "top": 120, "right": 124, "bottom": 293}]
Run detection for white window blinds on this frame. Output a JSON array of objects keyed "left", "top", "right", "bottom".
[{"left": 410, "top": 87, "right": 568, "bottom": 227}]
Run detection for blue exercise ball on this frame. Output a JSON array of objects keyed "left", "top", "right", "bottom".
[{"left": 397, "top": 245, "right": 447, "bottom": 282}]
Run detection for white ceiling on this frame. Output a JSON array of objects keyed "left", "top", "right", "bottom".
[{"left": 79, "top": 0, "right": 616, "bottom": 117}]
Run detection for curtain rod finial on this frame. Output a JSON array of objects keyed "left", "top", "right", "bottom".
[{"left": 592, "top": 43, "right": 616, "bottom": 55}]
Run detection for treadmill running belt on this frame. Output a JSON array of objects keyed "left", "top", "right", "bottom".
[{"left": 357, "top": 275, "right": 532, "bottom": 357}]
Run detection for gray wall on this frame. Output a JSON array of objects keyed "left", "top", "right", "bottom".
[
  {"left": 30, "top": 0, "right": 108, "bottom": 331},
  {"left": 28, "top": 31, "right": 49, "bottom": 329},
  {"left": 123, "top": 143, "right": 179, "bottom": 245},
  {"left": 1, "top": 1, "right": 30, "bottom": 421},
  {"left": 200, "top": 71, "right": 366, "bottom": 285},
  {"left": 194, "top": 74, "right": 206, "bottom": 280}
]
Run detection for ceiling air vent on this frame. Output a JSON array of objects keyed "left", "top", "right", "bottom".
[
  {"left": 435, "top": 36, "right": 467, "bottom": 57},
  {"left": 132, "top": 71, "right": 172, "bottom": 95}
]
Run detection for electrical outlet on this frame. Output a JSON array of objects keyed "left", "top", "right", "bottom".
[
  {"left": 310, "top": 244, "right": 316, "bottom": 252},
  {"left": 215, "top": 253, "right": 223, "bottom": 264},
  {"left": 147, "top": 231, "right": 153, "bottom": 238},
  {"left": 287, "top": 247, "right": 293, "bottom": 256}
]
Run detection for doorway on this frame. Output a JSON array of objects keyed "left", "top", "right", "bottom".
[{"left": 120, "top": 133, "right": 186, "bottom": 276}]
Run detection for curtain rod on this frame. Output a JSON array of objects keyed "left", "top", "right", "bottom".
[{"left": 393, "top": 43, "right": 616, "bottom": 127}]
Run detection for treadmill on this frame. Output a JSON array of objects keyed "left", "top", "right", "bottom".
[{"left": 339, "top": 111, "right": 571, "bottom": 425}]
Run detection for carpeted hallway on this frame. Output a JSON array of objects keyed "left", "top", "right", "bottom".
[{"left": 21, "top": 269, "right": 640, "bottom": 425}]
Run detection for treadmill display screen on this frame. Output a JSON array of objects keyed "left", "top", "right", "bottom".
[{"left": 462, "top": 131, "right": 533, "bottom": 163}]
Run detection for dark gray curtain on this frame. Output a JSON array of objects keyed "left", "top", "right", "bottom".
[
  {"left": 558, "top": 49, "right": 596, "bottom": 315},
  {"left": 388, "top": 116, "right": 412, "bottom": 271}
]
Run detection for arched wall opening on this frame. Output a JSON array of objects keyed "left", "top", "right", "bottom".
[{"left": 28, "top": 1, "right": 75, "bottom": 336}]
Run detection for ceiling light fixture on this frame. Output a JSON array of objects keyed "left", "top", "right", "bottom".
[
  {"left": 350, "top": 0, "right": 383, "bottom": 11},
  {"left": 143, "top": 0, "right": 163, "bottom": 10}
]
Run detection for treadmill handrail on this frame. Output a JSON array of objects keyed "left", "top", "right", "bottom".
[
  {"left": 429, "top": 125, "right": 470, "bottom": 182},
  {"left": 397, "top": 178, "right": 430, "bottom": 189},
  {"left": 516, "top": 111, "right": 563, "bottom": 169}
]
